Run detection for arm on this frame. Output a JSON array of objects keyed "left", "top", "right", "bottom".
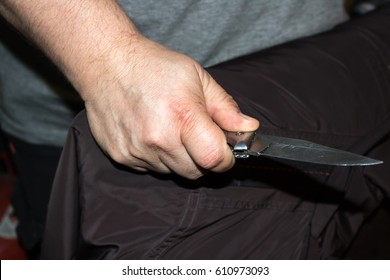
[{"left": 0, "top": 0, "right": 259, "bottom": 179}]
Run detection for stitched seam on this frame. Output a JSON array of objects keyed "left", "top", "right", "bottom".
[
  {"left": 144, "top": 191, "right": 200, "bottom": 259},
  {"left": 199, "top": 197, "right": 313, "bottom": 212}
]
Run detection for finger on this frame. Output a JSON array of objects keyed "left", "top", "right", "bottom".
[
  {"left": 181, "top": 113, "right": 236, "bottom": 174},
  {"left": 124, "top": 130, "right": 206, "bottom": 179},
  {"left": 158, "top": 146, "right": 207, "bottom": 179}
]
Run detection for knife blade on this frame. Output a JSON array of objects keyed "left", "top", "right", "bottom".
[{"left": 225, "top": 131, "right": 383, "bottom": 166}]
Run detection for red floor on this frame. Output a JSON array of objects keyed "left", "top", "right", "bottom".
[{"left": 0, "top": 154, "right": 27, "bottom": 260}]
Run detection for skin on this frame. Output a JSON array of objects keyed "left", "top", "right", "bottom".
[{"left": 0, "top": 0, "right": 259, "bottom": 179}]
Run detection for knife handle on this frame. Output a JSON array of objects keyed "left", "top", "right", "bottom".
[{"left": 224, "top": 131, "right": 257, "bottom": 158}]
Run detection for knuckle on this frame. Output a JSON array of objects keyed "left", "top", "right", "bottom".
[
  {"left": 142, "top": 130, "right": 166, "bottom": 152},
  {"left": 171, "top": 100, "right": 201, "bottom": 131},
  {"left": 107, "top": 149, "right": 128, "bottom": 165},
  {"left": 104, "top": 140, "right": 140, "bottom": 168}
]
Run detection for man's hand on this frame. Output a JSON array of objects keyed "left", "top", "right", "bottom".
[
  {"left": 0, "top": 0, "right": 259, "bottom": 179},
  {"left": 84, "top": 36, "right": 259, "bottom": 179}
]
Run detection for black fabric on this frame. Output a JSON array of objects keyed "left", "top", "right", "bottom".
[{"left": 42, "top": 5, "right": 390, "bottom": 259}]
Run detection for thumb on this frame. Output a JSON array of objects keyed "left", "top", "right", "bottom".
[{"left": 204, "top": 76, "right": 260, "bottom": 132}]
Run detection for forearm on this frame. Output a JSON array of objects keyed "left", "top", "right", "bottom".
[{"left": 0, "top": 0, "right": 140, "bottom": 98}]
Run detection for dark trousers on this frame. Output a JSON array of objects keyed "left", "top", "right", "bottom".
[{"left": 42, "top": 5, "right": 390, "bottom": 259}]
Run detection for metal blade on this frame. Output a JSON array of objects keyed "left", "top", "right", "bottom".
[{"left": 225, "top": 131, "right": 383, "bottom": 166}]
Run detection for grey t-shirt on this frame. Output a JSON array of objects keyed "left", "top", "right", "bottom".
[{"left": 0, "top": 0, "right": 348, "bottom": 146}]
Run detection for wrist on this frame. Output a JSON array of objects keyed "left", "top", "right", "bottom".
[{"left": 69, "top": 31, "right": 144, "bottom": 101}]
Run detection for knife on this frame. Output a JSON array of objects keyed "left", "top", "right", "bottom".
[{"left": 225, "top": 131, "right": 383, "bottom": 166}]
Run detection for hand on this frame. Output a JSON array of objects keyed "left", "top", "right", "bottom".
[
  {"left": 0, "top": 0, "right": 258, "bottom": 179},
  {"left": 83, "top": 35, "right": 259, "bottom": 179}
]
